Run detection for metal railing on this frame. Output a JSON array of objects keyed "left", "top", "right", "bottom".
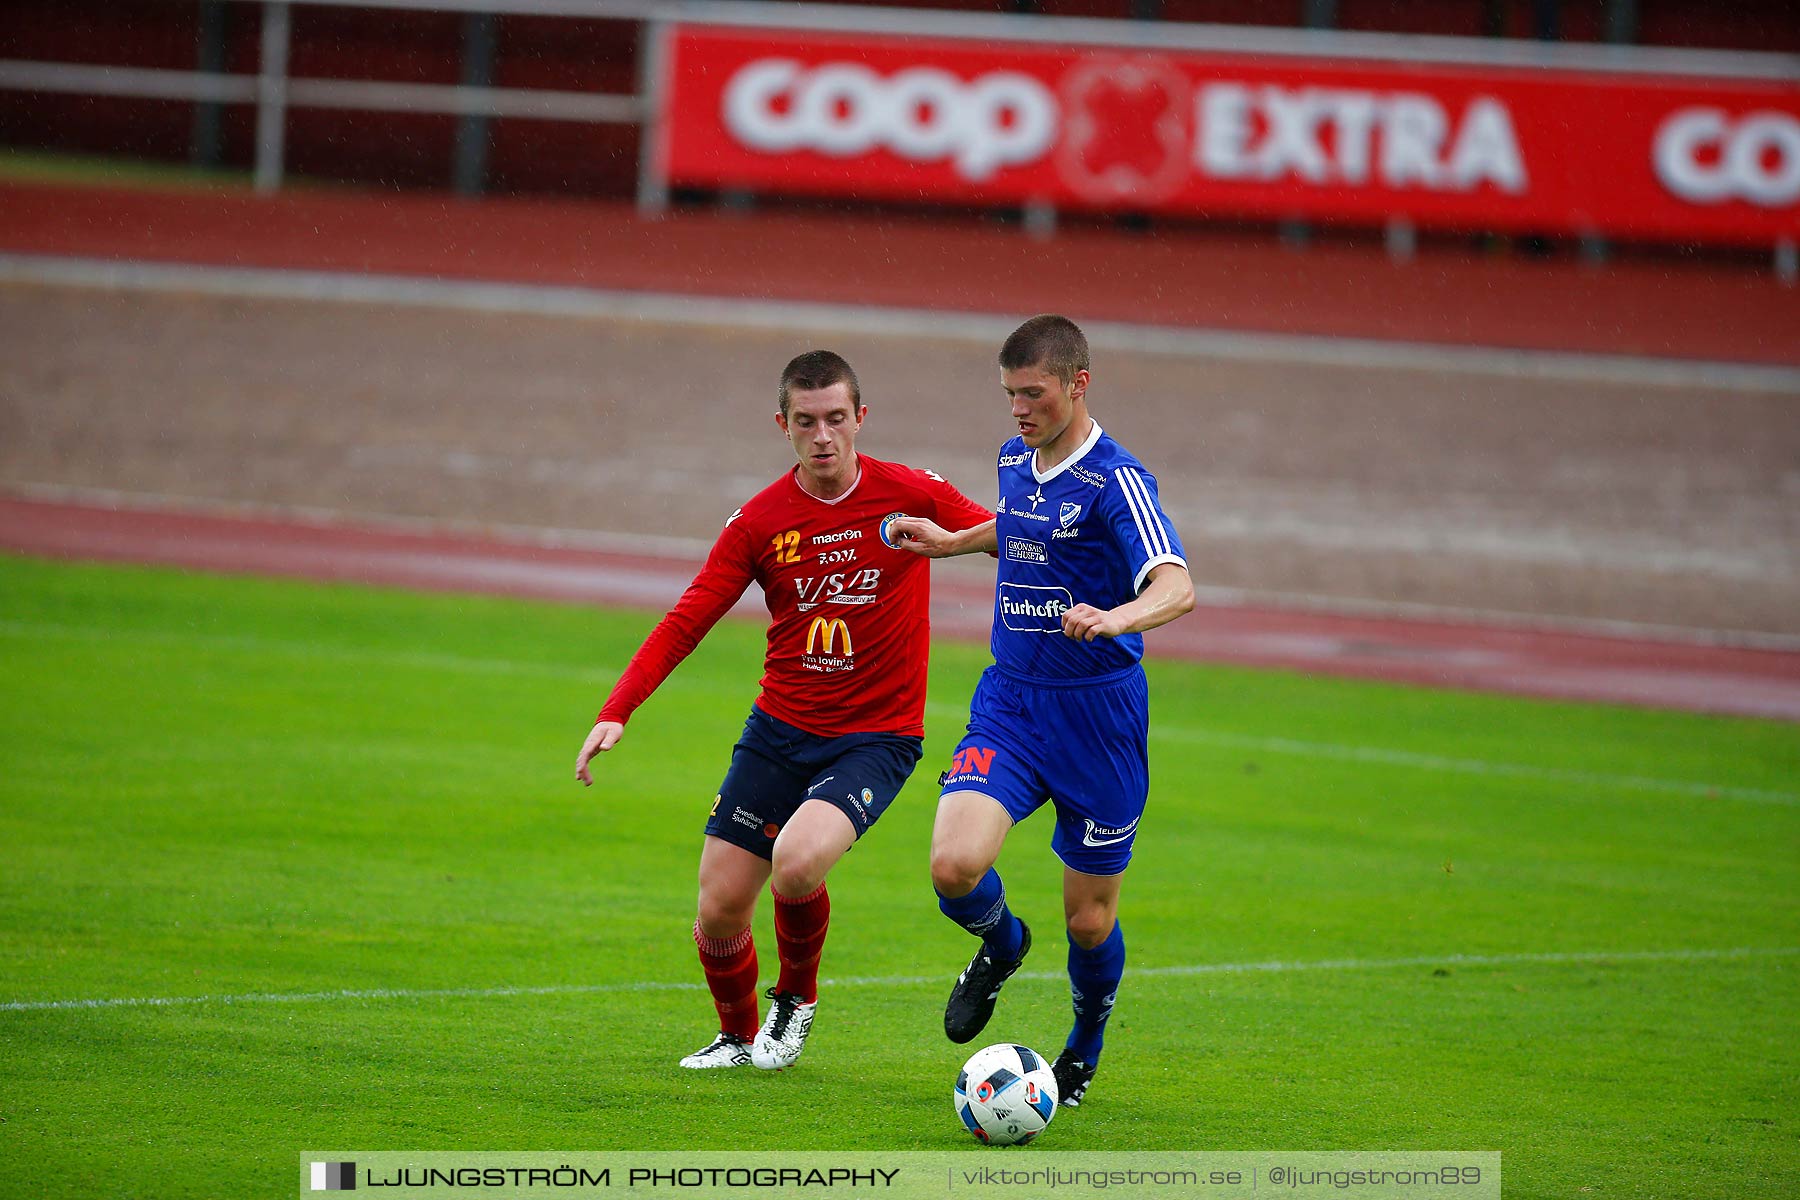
[{"left": 2, "top": 1, "right": 1795, "bottom": 212}]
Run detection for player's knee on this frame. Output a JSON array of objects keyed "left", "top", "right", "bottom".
[
  {"left": 696, "top": 890, "right": 755, "bottom": 938},
  {"left": 930, "top": 844, "right": 986, "bottom": 897},
  {"left": 769, "top": 852, "right": 828, "bottom": 900},
  {"left": 1066, "top": 906, "right": 1115, "bottom": 950}
]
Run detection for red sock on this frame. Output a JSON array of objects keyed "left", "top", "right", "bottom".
[
  {"left": 694, "top": 922, "right": 760, "bottom": 1040},
  {"left": 772, "top": 882, "right": 830, "bottom": 1004}
]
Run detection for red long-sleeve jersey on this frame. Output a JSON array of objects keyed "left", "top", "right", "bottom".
[{"left": 597, "top": 455, "right": 992, "bottom": 738}]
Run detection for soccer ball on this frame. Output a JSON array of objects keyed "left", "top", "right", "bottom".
[{"left": 953, "top": 1042, "right": 1059, "bottom": 1145}]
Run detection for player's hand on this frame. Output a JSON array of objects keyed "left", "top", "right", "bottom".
[
  {"left": 575, "top": 720, "right": 625, "bottom": 786},
  {"left": 1062, "top": 604, "right": 1129, "bottom": 642},
  {"left": 887, "top": 516, "right": 956, "bottom": 557}
]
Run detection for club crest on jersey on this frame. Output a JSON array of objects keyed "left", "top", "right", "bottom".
[
  {"left": 1059, "top": 502, "right": 1082, "bottom": 529},
  {"left": 878, "top": 512, "right": 909, "bottom": 549}
]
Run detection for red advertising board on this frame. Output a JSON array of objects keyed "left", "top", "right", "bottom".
[{"left": 656, "top": 24, "right": 1800, "bottom": 246}]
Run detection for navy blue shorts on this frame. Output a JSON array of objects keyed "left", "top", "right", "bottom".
[
  {"left": 939, "top": 664, "right": 1150, "bottom": 876},
  {"left": 704, "top": 705, "right": 924, "bottom": 861}
]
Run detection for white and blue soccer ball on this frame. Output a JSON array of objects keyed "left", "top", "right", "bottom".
[{"left": 954, "top": 1042, "right": 1059, "bottom": 1145}]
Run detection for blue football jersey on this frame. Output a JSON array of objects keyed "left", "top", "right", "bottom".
[{"left": 989, "top": 422, "right": 1187, "bottom": 681}]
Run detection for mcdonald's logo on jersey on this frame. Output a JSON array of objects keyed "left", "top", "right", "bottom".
[{"left": 804, "top": 616, "right": 854, "bottom": 657}]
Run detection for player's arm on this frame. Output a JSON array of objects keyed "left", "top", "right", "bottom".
[
  {"left": 574, "top": 720, "right": 626, "bottom": 784},
  {"left": 575, "top": 524, "right": 754, "bottom": 785},
  {"left": 887, "top": 515, "right": 997, "bottom": 558},
  {"left": 1061, "top": 562, "right": 1196, "bottom": 642},
  {"left": 888, "top": 470, "right": 998, "bottom": 557},
  {"left": 1063, "top": 463, "right": 1193, "bottom": 641}
]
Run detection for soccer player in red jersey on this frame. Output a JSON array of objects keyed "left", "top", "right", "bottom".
[{"left": 575, "top": 350, "right": 992, "bottom": 1070}]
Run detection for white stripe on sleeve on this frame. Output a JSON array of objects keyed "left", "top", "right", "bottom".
[{"left": 1116, "top": 466, "right": 1171, "bottom": 558}]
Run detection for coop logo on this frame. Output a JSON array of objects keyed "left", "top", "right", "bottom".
[
  {"left": 712, "top": 47, "right": 1532, "bottom": 199},
  {"left": 722, "top": 59, "right": 1057, "bottom": 181},
  {"left": 1654, "top": 108, "right": 1800, "bottom": 206},
  {"left": 999, "top": 583, "right": 1072, "bottom": 633},
  {"left": 310, "top": 1162, "right": 356, "bottom": 1191},
  {"left": 804, "top": 616, "right": 854, "bottom": 656},
  {"left": 1058, "top": 57, "right": 1191, "bottom": 202}
]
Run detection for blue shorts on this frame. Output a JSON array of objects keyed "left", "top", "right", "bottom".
[
  {"left": 705, "top": 705, "right": 924, "bottom": 861},
  {"left": 939, "top": 664, "right": 1150, "bottom": 876}
]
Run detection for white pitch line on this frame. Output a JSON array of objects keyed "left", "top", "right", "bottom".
[
  {"left": 4, "top": 253, "right": 1798, "bottom": 394},
  {"left": 4, "top": 946, "right": 1794, "bottom": 1015}
]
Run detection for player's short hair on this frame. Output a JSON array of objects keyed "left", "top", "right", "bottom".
[
  {"left": 1000, "top": 315, "right": 1090, "bottom": 387},
  {"left": 779, "top": 350, "right": 861, "bottom": 417}
]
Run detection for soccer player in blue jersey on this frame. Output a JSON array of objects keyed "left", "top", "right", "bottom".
[{"left": 889, "top": 314, "right": 1195, "bottom": 1108}]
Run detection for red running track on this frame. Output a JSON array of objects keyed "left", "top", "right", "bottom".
[
  {"left": 5, "top": 495, "right": 1797, "bottom": 722},
  {"left": 2, "top": 181, "right": 1797, "bottom": 364}
]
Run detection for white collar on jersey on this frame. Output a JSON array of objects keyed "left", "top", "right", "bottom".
[
  {"left": 1032, "top": 419, "right": 1104, "bottom": 484},
  {"left": 793, "top": 461, "right": 864, "bottom": 505}
]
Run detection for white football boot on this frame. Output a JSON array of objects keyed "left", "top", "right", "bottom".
[
  {"left": 750, "top": 988, "right": 817, "bottom": 1070},
  {"left": 679, "top": 1032, "right": 753, "bottom": 1069}
]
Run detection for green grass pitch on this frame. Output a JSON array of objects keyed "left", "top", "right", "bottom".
[{"left": 1, "top": 554, "right": 1796, "bottom": 1197}]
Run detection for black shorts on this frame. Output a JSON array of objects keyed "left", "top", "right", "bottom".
[{"left": 704, "top": 705, "right": 924, "bottom": 861}]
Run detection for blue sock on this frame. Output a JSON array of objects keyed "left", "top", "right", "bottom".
[
  {"left": 936, "top": 868, "right": 1025, "bottom": 960},
  {"left": 1066, "top": 920, "right": 1124, "bottom": 1064}
]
